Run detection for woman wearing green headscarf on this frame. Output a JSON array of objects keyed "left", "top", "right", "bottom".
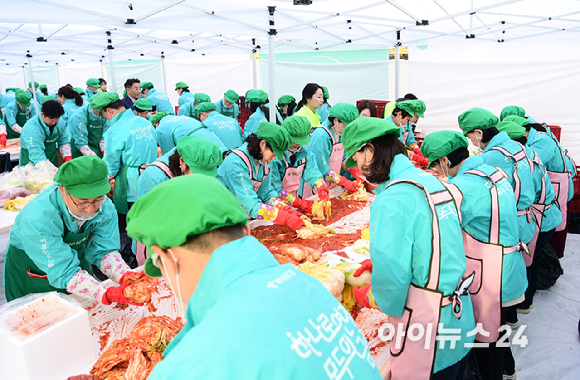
[
  {"left": 343, "top": 117, "right": 475, "bottom": 380},
  {"left": 217, "top": 122, "right": 304, "bottom": 231}
]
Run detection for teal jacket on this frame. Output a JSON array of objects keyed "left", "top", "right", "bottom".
[
  {"left": 3, "top": 100, "right": 36, "bottom": 128},
  {"left": 481, "top": 132, "right": 536, "bottom": 244},
  {"left": 6, "top": 183, "right": 119, "bottom": 289},
  {"left": 527, "top": 127, "right": 574, "bottom": 201},
  {"left": 243, "top": 108, "right": 268, "bottom": 141},
  {"left": 269, "top": 148, "right": 323, "bottom": 198},
  {"left": 451, "top": 155, "right": 527, "bottom": 303},
  {"left": 67, "top": 104, "right": 109, "bottom": 152},
  {"left": 103, "top": 110, "right": 158, "bottom": 202},
  {"left": 526, "top": 147, "right": 562, "bottom": 232},
  {"left": 178, "top": 92, "right": 194, "bottom": 107},
  {"left": 308, "top": 125, "right": 339, "bottom": 177},
  {"left": 27, "top": 89, "right": 44, "bottom": 103},
  {"left": 214, "top": 99, "right": 239, "bottom": 119},
  {"left": 176, "top": 101, "right": 195, "bottom": 117},
  {"left": 217, "top": 143, "right": 278, "bottom": 218},
  {"left": 386, "top": 115, "right": 416, "bottom": 148},
  {"left": 137, "top": 148, "right": 176, "bottom": 199},
  {"left": 316, "top": 102, "right": 331, "bottom": 127},
  {"left": 371, "top": 154, "right": 474, "bottom": 373},
  {"left": 20, "top": 115, "right": 70, "bottom": 164},
  {"left": 60, "top": 98, "right": 82, "bottom": 127},
  {"left": 84, "top": 87, "right": 97, "bottom": 99},
  {"left": 148, "top": 236, "right": 382, "bottom": 380},
  {"left": 146, "top": 89, "right": 175, "bottom": 114},
  {"left": 202, "top": 111, "right": 243, "bottom": 150},
  {"left": 157, "top": 116, "right": 228, "bottom": 155}
]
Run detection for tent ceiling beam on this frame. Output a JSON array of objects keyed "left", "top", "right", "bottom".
[
  {"left": 385, "top": 0, "right": 422, "bottom": 23},
  {"left": 181, "top": 3, "right": 268, "bottom": 34},
  {"left": 474, "top": 14, "right": 500, "bottom": 40},
  {"left": 28, "top": 0, "right": 126, "bottom": 23},
  {"left": 479, "top": 10, "right": 580, "bottom": 23},
  {"left": 135, "top": 0, "right": 187, "bottom": 23},
  {"left": 276, "top": 9, "right": 345, "bottom": 43},
  {"left": 431, "top": 0, "right": 469, "bottom": 35},
  {"left": 351, "top": 21, "right": 396, "bottom": 45},
  {"left": 420, "top": 0, "right": 523, "bottom": 27},
  {"left": 45, "top": 24, "right": 68, "bottom": 39}
]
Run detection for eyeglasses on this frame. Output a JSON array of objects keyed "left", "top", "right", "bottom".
[{"left": 68, "top": 192, "right": 106, "bottom": 211}]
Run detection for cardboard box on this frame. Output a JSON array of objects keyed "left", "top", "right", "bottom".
[{"left": 0, "top": 292, "right": 96, "bottom": 380}]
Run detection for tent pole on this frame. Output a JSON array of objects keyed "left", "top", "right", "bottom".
[
  {"left": 55, "top": 63, "right": 62, "bottom": 88},
  {"left": 106, "top": 31, "right": 118, "bottom": 93},
  {"left": 22, "top": 66, "right": 28, "bottom": 89},
  {"left": 26, "top": 52, "right": 39, "bottom": 113},
  {"left": 252, "top": 52, "right": 258, "bottom": 90},
  {"left": 160, "top": 53, "right": 169, "bottom": 97},
  {"left": 394, "top": 30, "right": 401, "bottom": 100},
  {"left": 100, "top": 59, "right": 106, "bottom": 82},
  {"left": 268, "top": 6, "right": 277, "bottom": 122}
]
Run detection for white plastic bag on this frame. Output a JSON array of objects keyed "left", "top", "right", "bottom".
[{"left": 24, "top": 160, "right": 58, "bottom": 194}]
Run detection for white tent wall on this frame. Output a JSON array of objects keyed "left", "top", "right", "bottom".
[
  {"left": 58, "top": 63, "right": 102, "bottom": 90},
  {"left": 0, "top": 67, "right": 27, "bottom": 91},
  {"left": 104, "top": 61, "right": 163, "bottom": 98},
  {"left": 408, "top": 42, "right": 580, "bottom": 161}
]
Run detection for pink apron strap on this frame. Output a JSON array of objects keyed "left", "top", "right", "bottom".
[
  {"left": 140, "top": 161, "right": 173, "bottom": 178},
  {"left": 440, "top": 182, "right": 463, "bottom": 225},
  {"left": 463, "top": 169, "right": 502, "bottom": 245},
  {"left": 489, "top": 146, "right": 525, "bottom": 203},
  {"left": 320, "top": 125, "right": 336, "bottom": 144}
]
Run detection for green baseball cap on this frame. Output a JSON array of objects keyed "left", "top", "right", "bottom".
[
  {"left": 175, "top": 81, "right": 188, "bottom": 90},
  {"left": 73, "top": 87, "right": 85, "bottom": 95},
  {"left": 134, "top": 98, "right": 152, "bottom": 111},
  {"left": 54, "top": 156, "right": 110, "bottom": 199},
  {"left": 245, "top": 89, "right": 262, "bottom": 104},
  {"left": 503, "top": 115, "right": 530, "bottom": 127},
  {"left": 329, "top": 103, "right": 359, "bottom": 125},
  {"left": 89, "top": 92, "right": 120, "bottom": 116},
  {"left": 40, "top": 96, "right": 56, "bottom": 105},
  {"left": 282, "top": 115, "right": 311, "bottom": 145},
  {"left": 500, "top": 105, "right": 525, "bottom": 121},
  {"left": 224, "top": 89, "right": 239, "bottom": 103},
  {"left": 39, "top": 84, "right": 48, "bottom": 91},
  {"left": 321, "top": 86, "right": 329, "bottom": 99},
  {"left": 177, "top": 136, "right": 223, "bottom": 177},
  {"left": 396, "top": 99, "right": 426, "bottom": 118},
  {"left": 257, "top": 122, "right": 292, "bottom": 160},
  {"left": 495, "top": 120, "right": 526, "bottom": 139},
  {"left": 195, "top": 102, "right": 217, "bottom": 117},
  {"left": 141, "top": 82, "right": 154, "bottom": 90},
  {"left": 277, "top": 95, "right": 295, "bottom": 107},
  {"left": 420, "top": 131, "right": 469, "bottom": 169},
  {"left": 15, "top": 92, "right": 32, "bottom": 108},
  {"left": 28, "top": 81, "right": 39, "bottom": 89},
  {"left": 458, "top": 107, "right": 499, "bottom": 135},
  {"left": 150, "top": 112, "right": 170, "bottom": 126},
  {"left": 194, "top": 93, "right": 211, "bottom": 104},
  {"left": 86, "top": 78, "right": 100, "bottom": 87},
  {"left": 259, "top": 90, "right": 268, "bottom": 102},
  {"left": 342, "top": 117, "right": 401, "bottom": 169},
  {"left": 127, "top": 175, "right": 249, "bottom": 277}
]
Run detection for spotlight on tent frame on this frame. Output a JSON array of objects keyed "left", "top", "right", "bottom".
[
  {"left": 294, "top": 0, "right": 312, "bottom": 4},
  {"left": 171, "top": 40, "right": 178, "bottom": 44}
]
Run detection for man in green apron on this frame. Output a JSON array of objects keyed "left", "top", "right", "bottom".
[
  {"left": 92, "top": 92, "right": 157, "bottom": 265},
  {"left": 68, "top": 100, "right": 109, "bottom": 158},
  {"left": 4, "top": 156, "right": 144, "bottom": 304},
  {"left": 1, "top": 92, "right": 37, "bottom": 142},
  {"left": 20, "top": 99, "right": 72, "bottom": 167},
  {"left": 214, "top": 89, "right": 239, "bottom": 119}
]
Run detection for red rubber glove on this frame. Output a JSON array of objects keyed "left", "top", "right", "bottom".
[
  {"left": 353, "top": 284, "right": 372, "bottom": 309},
  {"left": 101, "top": 282, "right": 134, "bottom": 305},
  {"left": 64, "top": 156, "right": 73, "bottom": 162},
  {"left": 411, "top": 148, "right": 429, "bottom": 167},
  {"left": 274, "top": 209, "right": 303, "bottom": 230},
  {"left": 317, "top": 183, "right": 330, "bottom": 201},
  {"left": 347, "top": 166, "right": 364, "bottom": 182},
  {"left": 353, "top": 259, "right": 373, "bottom": 277},
  {"left": 120, "top": 271, "right": 146, "bottom": 285},
  {"left": 67, "top": 375, "right": 101, "bottom": 380},
  {"left": 364, "top": 182, "right": 379, "bottom": 192},
  {"left": 0, "top": 134, "right": 6, "bottom": 146},
  {"left": 338, "top": 176, "right": 362, "bottom": 192},
  {"left": 292, "top": 197, "right": 313, "bottom": 213},
  {"left": 281, "top": 205, "right": 303, "bottom": 218}
]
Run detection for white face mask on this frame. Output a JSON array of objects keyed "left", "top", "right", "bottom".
[
  {"left": 442, "top": 160, "right": 451, "bottom": 180},
  {"left": 476, "top": 135, "right": 483, "bottom": 152},
  {"left": 66, "top": 205, "right": 101, "bottom": 222},
  {"left": 288, "top": 146, "right": 302, "bottom": 154},
  {"left": 159, "top": 249, "right": 187, "bottom": 317}
]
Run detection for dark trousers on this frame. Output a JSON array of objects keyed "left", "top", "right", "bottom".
[
  {"left": 473, "top": 306, "right": 516, "bottom": 379},
  {"left": 548, "top": 202, "right": 571, "bottom": 258},
  {"left": 118, "top": 202, "right": 137, "bottom": 269},
  {"left": 519, "top": 228, "right": 556, "bottom": 309},
  {"left": 432, "top": 352, "right": 470, "bottom": 380}
]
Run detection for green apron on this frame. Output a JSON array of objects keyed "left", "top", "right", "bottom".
[
  {"left": 4, "top": 222, "right": 95, "bottom": 302},
  {"left": 19, "top": 127, "right": 60, "bottom": 167},
  {"left": 112, "top": 164, "right": 139, "bottom": 214},
  {"left": 186, "top": 126, "right": 204, "bottom": 137},
  {"left": 6, "top": 107, "right": 30, "bottom": 139},
  {"left": 71, "top": 107, "right": 104, "bottom": 158},
  {"left": 220, "top": 105, "right": 235, "bottom": 118}
]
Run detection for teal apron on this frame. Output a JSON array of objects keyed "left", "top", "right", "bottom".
[
  {"left": 6, "top": 107, "right": 30, "bottom": 139},
  {"left": 112, "top": 164, "right": 139, "bottom": 214},
  {"left": 4, "top": 222, "right": 95, "bottom": 302},
  {"left": 71, "top": 107, "right": 104, "bottom": 158},
  {"left": 19, "top": 126, "right": 60, "bottom": 167}
]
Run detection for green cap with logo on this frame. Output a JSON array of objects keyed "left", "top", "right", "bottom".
[
  {"left": 126, "top": 175, "right": 249, "bottom": 277},
  {"left": 342, "top": 117, "right": 401, "bottom": 168}
]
